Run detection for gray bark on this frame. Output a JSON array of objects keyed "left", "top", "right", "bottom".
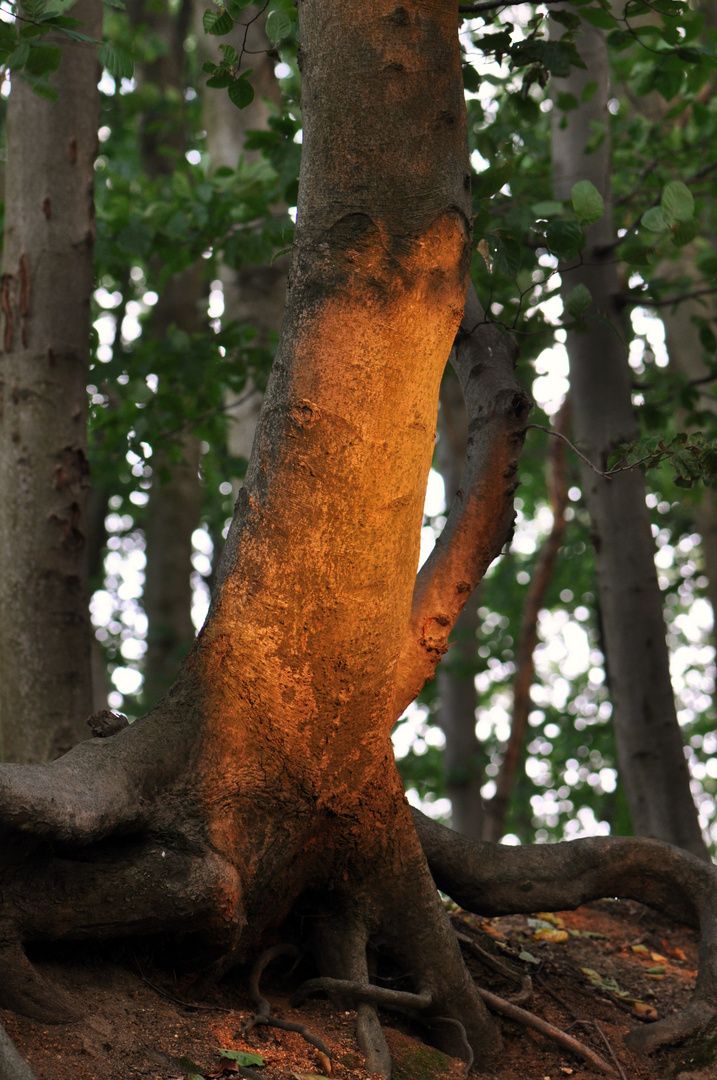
[
  {"left": 0, "top": 2, "right": 101, "bottom": 762},
  {"left": 198, "top": 5, "right": 287, "bottom": 489},
  {"left": 435, "top": 368, "right": 485, "bottom": 840},
  {"left": 128, "top": 0, "right": 205, "bottom": 706},
  {"left": 551, "top": 12, "right": 708, "bottom": 858}
]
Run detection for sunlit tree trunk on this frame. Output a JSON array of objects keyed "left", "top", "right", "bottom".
[
  {"left": 3, "top": 9, "right": 717, "bottom": 1078},
  {"left": 551, "top": 10, "right": 708, "bottom": 859},
  {"left": 0, "top": 2, "right": 101, "bottom": 762}
]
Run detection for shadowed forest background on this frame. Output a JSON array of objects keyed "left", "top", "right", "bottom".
[{"left": 1, "top": 0, "right": 717, "bottom": 1077}]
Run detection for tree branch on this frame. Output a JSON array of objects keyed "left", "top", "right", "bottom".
[
  {"left": 393, "top": 285, "right": 531, "bottom": 716},
  {"left": 484, "top": 399, "right": 570, "bottom": 841},
  {"left": 414, "top": 809, "right": 717, "bottom": 1053},
  {"left": 459, "top": 0, "right": 565, "bottom": 13}
]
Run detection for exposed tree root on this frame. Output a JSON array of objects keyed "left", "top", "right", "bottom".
[
  {"left": 422, "top": 1017, "right": 474, "bottom": 1078},
  {"left": 0, "top": 1024, "right": 39, "bottom": 1080},
  {"left": 292, "top": 977, "right": 432, "bottom": 1012},
  {"left": 242, "top": 945, "right": 332, "bottom": 1072},
  {"left": 476, "top": 986, "right": 616, "bottom": 1075},
  {"left": 453, "top": 919, "right": 533, "bottom": 1004},
  {"left": 415, "top": 808, "right": 717, "bottom": 1052}
]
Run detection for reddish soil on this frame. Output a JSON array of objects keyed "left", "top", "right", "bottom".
[{"left": 3, "top": 899, "right": 714, "bottom": 1080}]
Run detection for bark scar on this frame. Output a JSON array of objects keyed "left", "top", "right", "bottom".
[
  {"left": 48, "top": 502, "right": 85, "bottom": 552},
  {"left": 19, "top": 254, "right": 30, "bottom": 347},
  {"left": 53, "top": 446, "right": 90, "bottom": 491},
  {"left": 1, "top": 273, "right": 13, "bottom": 350}
]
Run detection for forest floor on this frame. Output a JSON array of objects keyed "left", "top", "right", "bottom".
[{"left": 3, "top": 897, "right": 715, "bottom": 1080}]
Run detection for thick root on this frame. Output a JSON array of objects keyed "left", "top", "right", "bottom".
[
  {"left": 0, "top": 939, "right": 80, "bottom": 1023},
  {"left": 0, "top": 1022, "right": 39, "bottom": 1080},
  {"left": 415, "top": 809, "right": 717, "bottom": 1052}
]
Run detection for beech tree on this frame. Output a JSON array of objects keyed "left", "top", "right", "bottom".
[
  {"left": 4, "top": 3, "right": 717, "bottom": 1080},
  {"left": 0, "top": 0, "right": 101, "bottom": 762},
  {"left": 550, "top": 11, "right": 709, "bottom": 860}
]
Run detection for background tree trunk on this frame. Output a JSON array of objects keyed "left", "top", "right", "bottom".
[
  {"left": 198, "top": 4, "right": 287, "bottom": 506},
  {"left": 436, "top": 367, "right": 486, "bottom": 840},
  {"left": 0, "top": 2, "right": 101, "bottom": 762},
  {"left": 550, "top": 10, "right": 708, "bottom": 859},
  {"left": 128, "top": 0, "right": 205, "bottom": 707}
]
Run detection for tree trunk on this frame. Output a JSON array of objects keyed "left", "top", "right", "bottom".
[
  {"left": 550, "top": 10, "right": 708, "bottom": 859},
  {"left": 129, "top": 0, "right": 205, "bottom": 707},
  {"left": 435, "top": 368, "right": 486, "bottom": 840},
  {"left": 0, "top": 1, "right": 101, "bottom": 762},
  {"left": 4, "top": 7, "right": 717, "bottom": 1079},
  {"left": 198, "top": 5, "right": 287, "bottom": 498}
]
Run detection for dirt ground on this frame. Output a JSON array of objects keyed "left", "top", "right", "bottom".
[{"left": 3, "top": 898, "right": 715, "bottom": 1080}]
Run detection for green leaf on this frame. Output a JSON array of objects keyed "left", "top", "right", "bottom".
[
  {"left": 532, "top": 200, "right": 564, "bottom": 218},
  {"left": 641, "top": 207, "right": 667, "bottom": 232},
  {"left": 220, "top": 1049, "right": 265, "bottom": 1066},
  {"left": 98, "top": 42, "right": 134, "bottom": 80},
  {"left": 266, "top": 8, "right": 292, "bottom": 41},
  {"left": 565, "top": 282, "right": 593, "bottom": 318},
  {"left": 473, "top": 160, "right": 513, "bottom": 199},
  {"left": 550, "top": 8, "right": 582, "bottom": 29},
  {"left": 206, "top": 70, "right": 233, "bottom": 88},
  {"left": 699, "top": 325, "right": 717, "bottom": 354},
  {"left": 581, "top": 79, "right": 599, "bottom": 102},
  {"left": 19, "top": 0, "right": 44, "bottom": 17},
  {"left": 581, "top": 5, "right": 618, "bottom": 29},
  {"left": 101, "top": 0, "right": 126, "bottom": 9},
  {"left": 545, "top": 218, "right": 581, "bottom": 260},
  {"left": 672, "top": 218, "right": 698, "bottom": 247},
  {"left": 661, "top": 180, "right": 694, "bottom": 226},
  {"left": 462, "top": 62, "right": 480, "bottom": 93},
  {"left": 227, "top": 76, "right": 254, "bottom": 109},
  {"left": 571, "top": 180, "right": 604, "bottom": 226},
  {"left": 555, "top": 91, "right": 578, "bottom": 113},
  {"left": 219, "top": 43, "right": 238, "bottom": 67},
  {"left": 226, "top": 0, "right": 253, "bottom": 16},
  {"left": 7, "top": 41, "right": 30, "bottom": 70},
  {"left": 25, "top": 42, "right": 62, "bottom": 76},
  {"left": 203, "top": 7, "right": 234, "bottom": 35}
]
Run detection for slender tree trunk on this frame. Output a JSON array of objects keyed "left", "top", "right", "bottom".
[
  {"left": 436, "top": 368, "right": 485, "bottom": 840},
  {"left": 198, "top": 5, "right": 287, "bottom": 495},
  {"left": 661, "top": 252, "right": 717, "bottom": 630},
  {"left": 128, "top": 0, "right": 205, "bottom": 706},
  {"left": 0, "top": 4, "right": 101, "bottom": 762},
  {"left": 483, "top": 400, "right": 570, "bottom": 842},
  {"left": 142, "top": 279, "right": 204, "bottom": 708},
  {"left": 551, "top": 11, "right": 708, "bottom": 859}
]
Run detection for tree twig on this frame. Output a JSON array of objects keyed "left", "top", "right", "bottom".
[{"left": 527, "top": 422, "right": 610, "bottom": 478}]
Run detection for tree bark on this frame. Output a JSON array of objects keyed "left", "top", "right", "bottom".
[
  {"left": 198, "top": 3, "right": 287, "bottom": 503},
  {"left": 550, "top": 10, "right": 708, "bottom": 859},
  {"left": 0, "top": 2, "right": 101, "bottom": 763},
  {"left": 128, "top": 0, "right": 205, "bottom": 707},
  {"left": 435, "top": 367, "right": 486, "bottom": 841},
  {"left": 2, "top": 9, "right": 717, "bottom": 1079}
]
